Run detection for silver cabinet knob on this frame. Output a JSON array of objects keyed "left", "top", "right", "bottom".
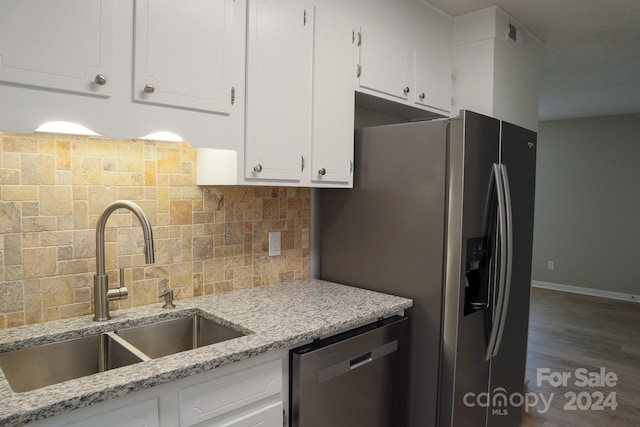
[
  {"left": 253, "top": 164, "right": 263, "bottom": 173},
  {"left": 403, "top": 87, "right": 410, "bottom": 95},
  {"left": 419, "top": 93, "right": 426, "bottom": 101},
  {"left": 94, "top": 75, "right": 107, "bottom": 86},
  {"left": 144, "top": 84, "right": 155, "bottom": 94},
  {"left": 318, "top": 168, "right": 326, "bottom": 176}
]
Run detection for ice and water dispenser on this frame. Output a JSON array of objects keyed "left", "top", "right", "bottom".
[{"left": 464, "top": 236, "right": 491, "bottom": 315}]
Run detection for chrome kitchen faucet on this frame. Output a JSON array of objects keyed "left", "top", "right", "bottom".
[{"left": 94, "top": 200, "right": 155, "bottom": 321}]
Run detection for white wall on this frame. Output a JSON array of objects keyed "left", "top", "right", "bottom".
[{"left": 532, "top": 113, "right": 640, "bottom": 298}]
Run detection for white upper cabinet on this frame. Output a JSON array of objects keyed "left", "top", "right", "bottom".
[
  {"left": 133, "top": 0, "right": 235, "bottom": 114},
  {"left": 240, "top": 0, "right": 356, "bottom": 187},
  {"left": 357, "top": 27, "right": 412, "bottom": 101},
  {"left": 1, "top": 0, "right": 462, "bottom": 181},
  {"left": 0, "top": 0, "right": 114, "bottom": 97},
  {"left": 352, "top": 0, "right": 453, "bottom": 117},
  {"left": 310, "top": 5, "right": 356, "bottom": 186},
  {"left": 195, "top": 0, "right": 357, "bottom": 187},
  {"left": 0, "top": 0, "right": 245, "bottom": 149},
  {"left": 414, "top": 51, "right": 452, "bottom": 113},
  {"left": 412, "top": 3, "right": 453, "bottom": 113},
  {"left": 245, "top": 0, "right": 312, "bottom": 182}
]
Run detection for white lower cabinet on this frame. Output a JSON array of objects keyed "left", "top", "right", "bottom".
[
  {"left": 27, "top": 351, "right": 286, "bottom": 427},
  {"left": 180, "top": 359, "right": 282, "bottom": 426}
]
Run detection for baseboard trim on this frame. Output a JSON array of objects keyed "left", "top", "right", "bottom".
[{"left": 532, "top": 280, "right": 640, "bottom": 304}]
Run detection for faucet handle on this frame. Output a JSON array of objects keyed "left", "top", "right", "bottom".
[
  {"left": 160, "top": 290, "right": 176, "bottom": 309},
  {"left": 107, "top": 268, "right": 128, "bottom": 301}
]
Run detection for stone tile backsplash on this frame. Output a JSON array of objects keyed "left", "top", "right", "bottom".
[{"left": 0, "top": 132, "right": 310, "bottom": 329}]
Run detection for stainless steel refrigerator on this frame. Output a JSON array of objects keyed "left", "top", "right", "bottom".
[{"left": 321, "top": 110, "right": 536, "bottom": 427}]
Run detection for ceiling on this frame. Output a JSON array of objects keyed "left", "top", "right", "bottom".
[{"left": 427, "top": 0, "right": 640, "bottom": 121}]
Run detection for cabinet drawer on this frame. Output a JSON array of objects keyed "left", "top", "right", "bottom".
[
  {"left": 207, "top": 401, "right": 283, "bottom": 427},
  {"left": 65, "top": 397, "right": 159, "bottom": 427},
  {"left": 180, "top": 359, "right": 282, "bottom": 426}
]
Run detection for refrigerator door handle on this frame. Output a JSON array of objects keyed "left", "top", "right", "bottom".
[
  {"left": 483, "top": 169, "right": 497, "bottom": 311},
  {"left": 492, "top": 164, "right": 514, "bottom": 357},
  {"left": 485, "top": 163, "right": 507, "bottom": 361}
]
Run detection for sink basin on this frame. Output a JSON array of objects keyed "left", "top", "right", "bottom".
[
  {"left": 0, "top": 332, "right": 148, "bottom": 393},
  {"left": 116, "top": 314, "right": 245, "bottom": 359},
  {"left": 0, "top": 313, "right": 245, "bottom": 393}
]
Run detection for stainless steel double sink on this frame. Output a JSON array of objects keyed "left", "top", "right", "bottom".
[{"left": 0, "top": 313, "right": 245, "bottom": 393}]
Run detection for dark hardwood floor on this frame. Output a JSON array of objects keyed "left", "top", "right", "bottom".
[{"left": 520, "top": 287, "right": 640, "bottom": 427}]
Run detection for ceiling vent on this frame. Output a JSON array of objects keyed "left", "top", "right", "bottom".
[{"left": 506, "top": 18, "right": 525, "bottom": 48}]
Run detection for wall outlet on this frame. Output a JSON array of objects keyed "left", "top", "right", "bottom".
[
  {"left": 547, "top": 261, "right": 555, "bottom": 271},
  {"left": 269, "top": 231, "right": 281, "bottom": 256}
]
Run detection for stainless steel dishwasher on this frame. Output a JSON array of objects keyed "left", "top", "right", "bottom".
[{"left": 290, "top": 315, "right": 408, "bottom": 427}]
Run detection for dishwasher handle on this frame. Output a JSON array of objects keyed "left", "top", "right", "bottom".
[
  {"left": 350, "top": 351, "right": 373, "bottom": 370},
  {"left": 317, "top": 340, "right": 398, "bottom": 383}
]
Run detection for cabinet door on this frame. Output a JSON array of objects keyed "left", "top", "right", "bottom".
[
  {"left": 180, "top": 359, "right": 282, "bottom": 426},
  {"left": 414, "top": 50, "right": 452, "bottom": 112},
  {"left": 310, "top": 6, "right": 355, "bottom": 186},
  {"left": 245, "top": 0, "right": 312, "bottom": 182},
  {"left": 358, "top": 27, "right": 412, "bottom": 101},
  {"left": 133, "top": 0, "right": 235, "bottom": 114},
  {"left": 0, "top": 0, "right": 113, "bottom": 97}
]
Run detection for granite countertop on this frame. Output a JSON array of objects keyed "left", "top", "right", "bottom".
[{"left": 0, "top": 279, "right": 412, "bottom": 426}]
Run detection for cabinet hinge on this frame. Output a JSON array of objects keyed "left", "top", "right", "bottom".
[
  {"left": 303, "top": 10, "right": 307, "bottom": 26},
  {"left": 356, "top": 64, "right": 362, "bottom": 78},
  {"left": 283, "top": 408, "right": 287, "bottom": 427},
  {"left": 357, "top": 31, "right": 362, "bottom": 46},
  {"left": 301, "top": 156, "right": 305, "bottom": 172},
  {"left": 352, "top": 30, "right": 355, "bottom": 43},
  {"left": 230, "top": 87, "right": 235, "bottom": 105},
  {"left": 350, "top": 160, "right": 354, "bottom": 174}
]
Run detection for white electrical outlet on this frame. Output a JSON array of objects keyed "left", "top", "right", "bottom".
[
  {"left": 547, "top": 261, "right": 555, "bottom": 271},
  {"left": 269, "top": 231, "right": 281, "bottom": 256}
]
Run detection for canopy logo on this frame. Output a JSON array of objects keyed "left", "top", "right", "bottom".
[
  {"left": 463, "top": 388, "right": 553, "bottom": 415},
  {"left": 462, "top": 367, "right": 619, "bottom": 415}
]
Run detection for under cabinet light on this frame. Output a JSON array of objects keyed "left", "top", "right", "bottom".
[
  {"left": 138, "top": 131, "right": 183, "bottom": 142},
  {"left": 35, "top": 123, "right": 185, "bottom": 143},
  {"left": 196, "top": 147, "right": 238, "bottom": 185},
  {"left": 35, "top": 121, "right": 102, "bottom": 137}
]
